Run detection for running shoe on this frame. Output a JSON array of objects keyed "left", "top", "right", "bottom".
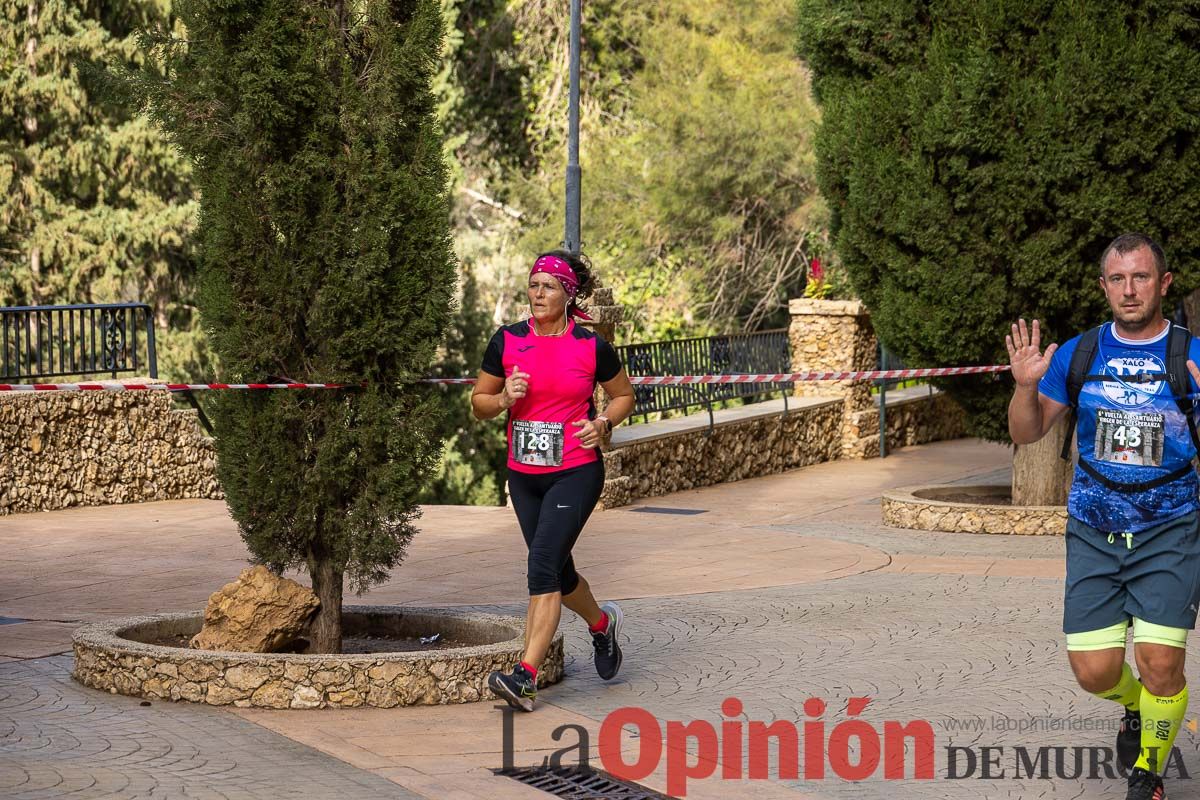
[
  {"left": 1126, "top": 766, "right": 1166, "bottom": 800},
  {"left": 1117, "top": 708, "right": 1141, "bottom": 771},
  {"left": 592, "top": 601, "right": 624, "bottom": 680},
  {"left": 488, "top": 664, "right": 537, "bottom": 712}
]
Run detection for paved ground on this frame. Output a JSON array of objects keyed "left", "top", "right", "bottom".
[
  {"left": 6, "top": 438, "right": 1200, "bottom": 798},
  {"left": 0, "top": 657, "right": 420, "bottom": 800}
]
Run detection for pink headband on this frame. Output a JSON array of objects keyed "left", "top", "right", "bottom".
[{"left": 531, "top": 255, "right": 592, "bottom": 320}]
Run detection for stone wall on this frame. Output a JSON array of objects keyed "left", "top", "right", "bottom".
[
  {"left": 0, "top": 387, "right": 220, "bottom": 515},
  {"left": 598, "top": 298, "right": 968, "bottom": 508},
  {"left": 600, "top": 389, "right": 964, "bottom": 508},
  {"left": 600, "top": 398, "right": 844, "bottom": 508},
  {"left": 788, "top": 298, "right": 969, "bottom": 459},
  {"left": 843, "top": 390, "right": 967, "bottom": 460}
]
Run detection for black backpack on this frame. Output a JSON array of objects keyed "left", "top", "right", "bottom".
[{"left": 1061, "top": 323, "right": 1200, "bottom": 493}]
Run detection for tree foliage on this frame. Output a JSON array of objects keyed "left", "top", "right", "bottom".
[
  {"left": 0, "top": 0, "right": 206, "bottom": 379},
  {"left": 134, "top": 0, "right": 455, "bottom": 650},
  {"left": 494, "top": 0, "right": 826, "bottom": 339},
  {"left": 420, "top": 261, "right": 506, "bottom": 505},
  {"left": 420, "top": 0, "right": 834, "bottom": 501},
  {"left": 797, "top": 0, "right": 1200, "bottom": 439},
  {"left": 585, "top": 0, "right": 827, "bottom": 336}
]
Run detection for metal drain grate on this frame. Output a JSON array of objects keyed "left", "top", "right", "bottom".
[
  {"left": 629, "top": 506, "right": 707, "bottom": 515},
  {"left": 499, "top": 766, "right": 674, "bottom": 799}
]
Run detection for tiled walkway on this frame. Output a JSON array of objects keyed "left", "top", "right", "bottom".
[
  {"left": 0, "top": 656, "right": 419, "bottom": 799},
  {"left": 5, "top": 439, "right": 1193, "bottom": 798}
]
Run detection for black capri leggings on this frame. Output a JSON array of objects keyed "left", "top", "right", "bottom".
[{"left": 508, "top": 460, "right": 605, "bottom": 596}]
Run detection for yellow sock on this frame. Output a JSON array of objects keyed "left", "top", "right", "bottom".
[
  {"left": 1136, "top": 683, "right": 1188, "bottom": 773},
  {"left": 1093, "top": 662, "right": 1141, "bottom": 711}
]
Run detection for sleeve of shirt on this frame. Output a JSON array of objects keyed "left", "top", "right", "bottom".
[
  {"left": 595, "top": 337, "right": 622, "bottom": 383},
  {"left": 480, "top": 330, "right": 505, "bottom": 378},
  {"left": 1037, "top": 335, "right": 1075, "bottom": 405}
]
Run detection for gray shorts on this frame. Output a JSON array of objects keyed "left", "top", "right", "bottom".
[{"left": 1064, "top": 511, "right": 1200, "bottom": 634}]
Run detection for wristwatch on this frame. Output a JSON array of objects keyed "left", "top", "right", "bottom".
[{"left": 596, "top": 415, "right": 613, "bottom": 435}]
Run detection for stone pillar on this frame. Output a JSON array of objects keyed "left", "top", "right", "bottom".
[
  {"left": 578, "top": 285, "right": 621, "bottom": 344},
  {"left": 580, "top": 284, "right": 632, "bottom": 509},
  {"left": 577, "top": 285, "right": 624, "bottom": 415},
  {"left": 788, "top": 298, "right": 877, "bottom": 457}
]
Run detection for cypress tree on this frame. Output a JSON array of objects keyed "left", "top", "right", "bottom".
[
  {"left": 421, "top": 262, "right": 507, "bottom": 505},
  {"left": 135, "top": 0, "right": 455, "bottom": 652},
  {"left": 797, "top": 1, "right": 1200, "bottom": 439}
]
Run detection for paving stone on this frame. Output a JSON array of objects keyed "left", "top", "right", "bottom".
[
  {"left": 7, "top": 439, "right": 1195, "bottom": 799},
  {"left": 0, "top": 656, "right": 420, "bottom": 800},
  {"left": 531, "top": 572, "right": 1200, "bottom": 799}
]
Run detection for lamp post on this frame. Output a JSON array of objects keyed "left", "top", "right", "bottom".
[{"left": 563, "top": 0, "right": 581, "bottom": 255}]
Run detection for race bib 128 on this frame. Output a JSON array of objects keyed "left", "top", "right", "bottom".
[{"left": 511, "top": 420, "right": 565, "bottom": 467}]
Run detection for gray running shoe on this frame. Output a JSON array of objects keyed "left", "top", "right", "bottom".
[
  {"left": 488, "top": 664, "right": 537, "bottom": 712},
  {"left": 591, "top": 601, "right": 624, "bottom": 680}
]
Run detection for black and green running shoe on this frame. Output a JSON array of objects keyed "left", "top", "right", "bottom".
[
  {"left": 1117, "top": 708, "right": 1141, "bottom": 771},
  {"left": 488, "top": 664, "right": 537, "bottom": 712},
  {"left": 1126, "top": 766, "right": 1166, "bottom": 799}
]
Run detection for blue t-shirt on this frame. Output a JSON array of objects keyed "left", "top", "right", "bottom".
[{"left": 1039, "top": 322, "right": 1200, "bottom": 533}]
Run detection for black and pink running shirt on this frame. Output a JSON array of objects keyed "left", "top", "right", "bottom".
[{"left": 481, "top": 318, "right": 622, "bottom": 474}]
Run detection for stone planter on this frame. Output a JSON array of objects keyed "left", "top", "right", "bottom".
[
  {"left": 72, "top": 605, "right": 563, "bottom": 709},
  {"left": 882, "top": 484, "right": 1066, "bottom": 535}
]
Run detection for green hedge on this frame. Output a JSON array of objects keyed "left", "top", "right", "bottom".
[{"left": 798, "top": 1, "right": 1200, "bottom": 439}]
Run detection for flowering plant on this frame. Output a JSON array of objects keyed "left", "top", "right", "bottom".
[
  {"left": 802, "top": 256, "right": 854, "bottom": 300},
  {"left": 803, "top": 257, "right": 830, "bottom": 299}
]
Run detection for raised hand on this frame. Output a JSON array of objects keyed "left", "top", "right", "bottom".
[
  {"left": 1005, "top": 319, "right": 1058, "bottom": 388},
  {"left": 501, "top": 367, "right": 530, "bottom": 409}
]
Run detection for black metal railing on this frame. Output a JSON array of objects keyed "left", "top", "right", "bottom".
[
  {"left": 875, "top": 343, "right": 909, "bottom": 393},
  {"left": 0, "top": 303, "right": 158, "bottom": 381},
  {"left": 875, "top": 342, "right": 932, "bottom": 458},
  {"left": 617, "top": 328, "right": 793, "bottom": 423}
]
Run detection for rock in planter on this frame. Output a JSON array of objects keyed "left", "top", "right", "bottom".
[{"left": 190, "top": 566, "right": 319, "bottom": 652}]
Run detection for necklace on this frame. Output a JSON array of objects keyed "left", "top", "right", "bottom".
[{"left": 530, "top": 317, "right": 569, "bottom": 337}]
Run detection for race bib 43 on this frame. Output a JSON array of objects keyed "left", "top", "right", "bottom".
[{"left": 1094, "top": 409, "right": 1165, "bottom": 467}]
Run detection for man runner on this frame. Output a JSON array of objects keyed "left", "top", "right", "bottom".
[{"left": 1007, "top": 233, "right": 1200, "bottom": 800}]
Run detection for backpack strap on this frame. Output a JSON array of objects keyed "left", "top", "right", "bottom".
[
  {"left": 1077, "top": 458, "right": 1195, "bottom": 493},
  {"left": 1166, "top": 323, "right": 1200, "bottom": 455},
  {"left": 1060, "top": 326, "right": 1102, "bottom": 460}
]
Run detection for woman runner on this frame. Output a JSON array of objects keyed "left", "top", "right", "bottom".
[{"left": 472, "top": 250, "right": 635, "bottom": 712}]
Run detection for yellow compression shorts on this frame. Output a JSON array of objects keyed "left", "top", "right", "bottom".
[{"left": 1066, "top": 619, "right": 1189, "bottom": 651}]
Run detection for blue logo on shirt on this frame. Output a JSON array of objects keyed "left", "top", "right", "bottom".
[{"left": 1100, "top": 354, "right": 1165, "bottom": 409}]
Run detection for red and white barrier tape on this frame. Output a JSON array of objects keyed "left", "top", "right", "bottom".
[
  {"left": 0, "top": 365, "right": 1008, "bottom": 392},
  {"left": 623, "top": 365, "right": 1010, "bottom": 385},
  {"left": 0, "top": 382, "right": 349, "bottom": 392},
  {"left": 423, "top": 365, "right": 1010, "bottom": 385}
]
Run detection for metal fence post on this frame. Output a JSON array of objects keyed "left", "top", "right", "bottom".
[
  {"left": 563, "top": 0, "right": 582, "bottom": 255},
  {"left": 878, "top": 344, "right": 888, "bottom": 458}
]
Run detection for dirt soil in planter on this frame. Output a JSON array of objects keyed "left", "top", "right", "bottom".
[
  {"left": 927, "top": 492, "right": 1012, "bottom": 506},
  {"left": 142, "top": 633, "right": 470, "bottom": 654}
]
